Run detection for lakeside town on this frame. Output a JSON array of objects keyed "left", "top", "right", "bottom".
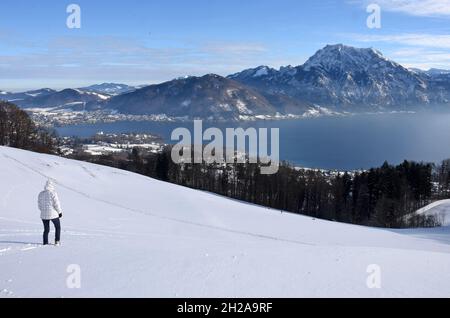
[
  {"left": 28, "top": 108, "right": 183, "bottom": 127},
  {"left": 58, "top": 132, "right": 166, "bottom": 157}
]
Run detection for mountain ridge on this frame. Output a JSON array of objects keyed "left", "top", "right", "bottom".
[
  {"left": 2, "top": 44, "right": 450, "bottom": 118},
  {"left": 80, "top": 83, "right": 138, "bottom": 96},
  {"left": 228, "top": 44, "right": 436, "bottom": 111},
  {"left": 102, "top": 74, "right": 278, "bottom": 120}
]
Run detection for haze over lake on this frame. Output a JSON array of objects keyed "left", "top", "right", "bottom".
[{"left": 56, "top": 113, "right": 450, "bottom": 170}]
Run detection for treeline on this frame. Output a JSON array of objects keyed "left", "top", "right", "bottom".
[
  {"left": 436, "top": 159, "right": 450, "bottom": 198},
  {"left": 71, "top": 146, "right": 441, "bottom": 228},
  {"left": 0, "top": 101, "right": 55, "bottom": 153}
]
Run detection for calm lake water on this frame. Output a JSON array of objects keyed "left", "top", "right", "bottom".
[{"left": 56, "top": 113, "right": 450, "bottom": 170}]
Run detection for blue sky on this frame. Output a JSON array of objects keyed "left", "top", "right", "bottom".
[{"left": 1, "top": 0, "right": 449, "bottom": 91}]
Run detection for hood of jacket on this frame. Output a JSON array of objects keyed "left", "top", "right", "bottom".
[{"left": 45, "top": 180, "right": 55, "bottom": 191}]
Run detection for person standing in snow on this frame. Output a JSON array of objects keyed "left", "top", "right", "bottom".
[{"left": 38, "top": 180, "right": 63, "bottom": 246}]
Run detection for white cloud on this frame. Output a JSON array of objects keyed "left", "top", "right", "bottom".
[
  {"left": 0, "top": 34, "right": 277, "bottom": 90},
  {"left": 390, "top": 47, "right": 450, "bottom": 69},
  {"left": 349, "top": 33, "right": 450, "bottom": 49},
  {"left": 354, "top": 0, "right": 450, "bottom": 17},
  {"left": 345, "top": 32, "right": 450, "bottom": 69},
  {"left": 201, "top": 42, "right": 267, "bottom": 55}
]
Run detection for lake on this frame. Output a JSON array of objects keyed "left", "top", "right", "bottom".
[{"left": 56, "top": 112, "right": 450, "bottom": 170}]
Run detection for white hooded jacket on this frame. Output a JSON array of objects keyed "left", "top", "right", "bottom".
[{"left": 38, "top": 180, "right": 62, "bottom": 220}]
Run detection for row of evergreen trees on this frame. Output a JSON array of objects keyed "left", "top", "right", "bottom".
[{"left": 75, "top": 146, "right": 442, "bottom": 228}]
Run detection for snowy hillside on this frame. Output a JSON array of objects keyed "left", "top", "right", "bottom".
[
  {"left": 1, "top": 146, "right": 450, "bottom": 297},
  {"left": 414, "top": 200, "right": 450, "bottom": 226}
]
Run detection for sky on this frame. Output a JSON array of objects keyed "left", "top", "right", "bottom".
[{"left": 0, "top": 0, "right": 449, "bottom": 91}]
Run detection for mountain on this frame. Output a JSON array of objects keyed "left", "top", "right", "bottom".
[
  {"left": 80, "top": 83, "right": 137, "bottom": 95},
  {"left": 0, "top": 88, "right": 57, "bottom": 102},
  {"left": 6, "top": 44, "right": 450, "bottom": 118},
  {"left": 1, "top": 145, "right": 450, "bottom": 297},
  {"left": 228, "top": 65, "right": 279, "bottom": 81},
  {"left": 103, "top": 74, "right": 278, "bottom": 120},
  {"left": 410, "top": 68, "right": 450, "bottom": 77},
  {"left": 419, "top": 69, "right": 450, "bottom": 105},
  {"left": 229, "top": 44, "right": 437, "bottom": 111},
  {"left": 17, "top": 88, "right": 109, "bottom": 110},
  {"left": 426, "top": 68, "right": 450, "bottom": 76},
  {"left": 228, "top": 65, "right": 315, "bottom": 113}
]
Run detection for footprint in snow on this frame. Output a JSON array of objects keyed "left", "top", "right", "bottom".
[
  {"left": 1, "top": 289, "right": 13, "bottom": 296},
  {"left": 21, "top": 246, "right": 38, "bottom": 251},
  {"left": 0, "top": 247, "right": 12, "bottom": 254},
  {"left": 20, "top": 244, "right": 41, "bottom": 251}
]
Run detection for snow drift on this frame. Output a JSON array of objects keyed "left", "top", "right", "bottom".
[{"left": 1, "top": 146, "right": 450, "bottom": 297}]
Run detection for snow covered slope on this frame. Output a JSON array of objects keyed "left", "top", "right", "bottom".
[
  {"left": 415, "top": 200, "right": 450, "bottom": 226},
  {"left": 1, "top": 146, "right": 450, "bottom": 297}
]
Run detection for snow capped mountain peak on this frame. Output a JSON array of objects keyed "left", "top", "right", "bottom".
[
  {"left": 203, "top": 73, "right": 223, "bottom": 79},
  {"left": 175, "top": 75, "right": 195, "bottom": 81},
  {"left": 227, "top": 44, "right": 436, "bottom": 110},
  {"left": 0, "top": 88, "right": 57, "bottom": 103},
  {"left": 228, "top": 66, "right": 277, "bottom": 81},
  {"left": 229, "top": 44, "right": 403, "bottom": 83},
  {"left": 253, "top": 66, "right": 270, "bottom": 77},
  {"left": 302, "top": 44, "right": 392, "bottom": 72},
  {"left": 80, "top": 83, "right": 136, "bottom": 95},
  {"left": 25, "top": 88, "right": 57, "bottom": 97}
]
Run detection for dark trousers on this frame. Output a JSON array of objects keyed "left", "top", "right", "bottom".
[{"left": 42, "top": 218, "right": 61, "bottom": 245}]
